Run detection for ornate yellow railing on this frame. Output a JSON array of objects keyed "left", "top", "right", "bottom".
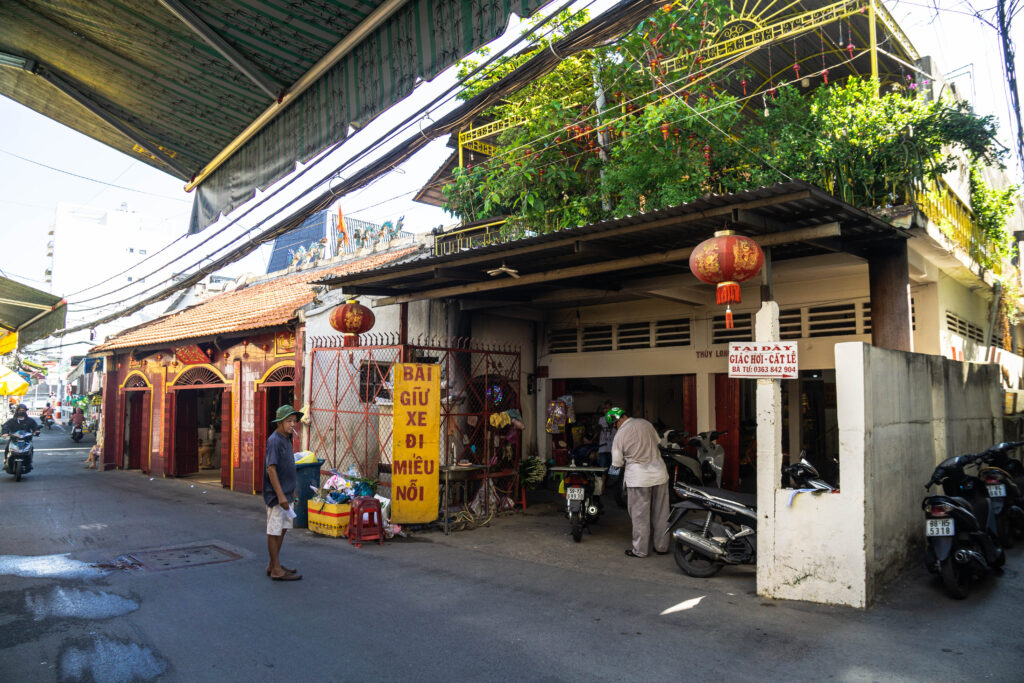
[{"left": 910, "top": 178, "right": 1002, "bottom": 275}]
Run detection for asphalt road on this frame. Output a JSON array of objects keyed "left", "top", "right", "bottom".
[{"left": 1, "top": 427, "right": 1023, "bottom": 682}]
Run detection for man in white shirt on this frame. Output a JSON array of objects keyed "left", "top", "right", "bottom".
[{"left": 607, "top": 407, "right": 670, "bottom": 558}]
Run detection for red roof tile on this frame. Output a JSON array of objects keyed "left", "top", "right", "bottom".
[{"left": 92, "top": 248, "right": 417, "bottom": 352}]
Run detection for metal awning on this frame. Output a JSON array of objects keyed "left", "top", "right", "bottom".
[
  {"left": 0, "top": 276, "right": 67, "bottom": 348},
  {"left": 0, "top": 0, "right": 547, "bottom": 232},
  {"left": 318, "top": 181, "right": 910, "bottom": 309}
]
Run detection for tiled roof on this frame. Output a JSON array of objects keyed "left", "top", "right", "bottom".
[{"left": 92, "top": 247, "right": 417, "bottom": 352}]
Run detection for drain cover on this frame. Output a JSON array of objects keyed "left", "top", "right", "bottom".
[{"left": 121, "top": 545, "right": 242, "bottom": 571}]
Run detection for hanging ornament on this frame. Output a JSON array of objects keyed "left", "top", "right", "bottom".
[
  {"left": 847, "top": 41, "right": 855, "bottom": 60},
  {"left": 822, "top": 68, "right": 829, "bottom": 85},
  {"left": 329, "top": 299, "right": 376, "bottom": 347},
  {"left": 820, "top": 30, "right": 828, "bottom": 85},
  {"left": 741, "top": 79, "right": 747, "bottom": 96},
  {"left": 702, "top": 144, "right": 711, "bottom": 166},
  {"left": 661, "top": 122, "right": 670, "bottom": 141},
  {"left": 688, "top": 229, "right": 765, "bottom": 329},
  {"left": 793, "top": 37, "right": 800, "bottom": 80}
]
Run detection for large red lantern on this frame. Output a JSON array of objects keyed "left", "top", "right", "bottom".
[
  {"left": 688, "top": 229, "right": 764, "bottom": 329},
  {"left": 329, "top": 299, "right": 375, "bottom": 346}
]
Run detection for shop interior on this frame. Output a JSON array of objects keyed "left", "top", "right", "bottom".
[
  {"left": 173, "top": 388, "right": 224, "bottom": 481},
  {"left": 547, "top": 370, "right": 840, "bottom": 494}
]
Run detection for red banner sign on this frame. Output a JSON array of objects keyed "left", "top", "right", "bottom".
[{"left": 174, "top": 345, "right": 209, "bottom": 365}]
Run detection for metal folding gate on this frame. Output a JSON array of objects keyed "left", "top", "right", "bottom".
[{"left": 308, "top": 334, "right": 522, "bottom": 510}]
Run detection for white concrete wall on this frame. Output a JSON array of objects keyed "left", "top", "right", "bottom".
[{"left": 757, "top": 342, "right": 1002, "bottom": 608}]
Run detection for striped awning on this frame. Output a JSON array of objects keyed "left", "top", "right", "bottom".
[{"left": 0, "top": 0, "right": 548, "bottom": 232}]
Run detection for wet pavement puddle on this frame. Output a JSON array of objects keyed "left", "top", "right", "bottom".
[
  {"left": 60, "top": 636, "right": 167, "bottom": 682},
  {"left": 0, "top": 553, "right": 107, "bottom": 578},
  {"left": 26, "top": 586, "right": 138, "bottom": 620}
]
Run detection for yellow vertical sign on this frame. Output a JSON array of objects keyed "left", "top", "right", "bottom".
[{"left": 391, "top": 363, "right": 440, "bottom": 523}]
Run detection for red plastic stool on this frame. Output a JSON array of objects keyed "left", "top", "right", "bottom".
[{"left": 348, "top": 496, "right": 384, "bottom": 547}]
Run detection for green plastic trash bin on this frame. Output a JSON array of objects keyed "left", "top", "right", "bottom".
[{"left": 294, "top": 459, "right": 325, "bottom": 528}]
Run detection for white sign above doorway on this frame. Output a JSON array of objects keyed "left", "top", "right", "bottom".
[{"left": 728, "top": 342, "right": 798, "bottom": 379}]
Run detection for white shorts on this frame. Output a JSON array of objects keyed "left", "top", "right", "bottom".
[{"left": 266, "top": 505, "right": 294, "bottom": 536}]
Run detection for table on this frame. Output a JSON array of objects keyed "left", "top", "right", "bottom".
[{"left": 440, "top": 464, "right": 485, "bottom": 535}]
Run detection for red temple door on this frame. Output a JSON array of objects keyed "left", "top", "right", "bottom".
[
  {"left": 253, "top": 389, "right": 267, "bottom": 493},
  {"left": 714, "top": 374, "right": 740, "bottom": 490},
  {"left": 220, "top": 390, "right": 232, "bottom": 489}
]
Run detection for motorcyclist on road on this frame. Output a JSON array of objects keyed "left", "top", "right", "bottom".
[
  {"left": 41, "top": 403, "right": 54, "bottom": 427},
  {"left": 2, "top": 403, "right": 40, "bottom": 458}
]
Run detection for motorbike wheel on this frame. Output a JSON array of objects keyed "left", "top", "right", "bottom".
[
  {"left": 673, "top": 522, "right": 723, "bottom": 578},
  {"left": 570, "top": 511, "right": 583, "bottom": 542},
  {"left": 999, "top": 518, "right": 1015, "bottom": 548},
  {"left": 938, "top": 556, "right": 970, "bottom": 599},
  {"left": 13, "top": 460, "right": 22, "bottom": 482}
]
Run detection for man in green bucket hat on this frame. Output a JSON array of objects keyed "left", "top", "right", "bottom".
[{"left": 264, "top": 404, "right": 303, "bottom": 580}]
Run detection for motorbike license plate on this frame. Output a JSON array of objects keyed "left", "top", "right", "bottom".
[
  {"left": 987, "top": 484, "right": 1006, "bottom": 498},
  {"left": 925, "top": 518, "right": 954, "bottom": 537},
  {"left": 566, "top": 487, "right": 585, "bottom": 501}
]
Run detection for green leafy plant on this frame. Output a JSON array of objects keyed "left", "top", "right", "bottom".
[{"left": 969, "top": 162, "right": 1019, "bottom": 269}]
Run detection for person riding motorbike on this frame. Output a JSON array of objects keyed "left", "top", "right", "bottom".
[
  {"left": 2, "top": 403, "right": 40, "bottom": 458},
  {"left": 41, "top": 403, "right": 54, "bottom": 427}
]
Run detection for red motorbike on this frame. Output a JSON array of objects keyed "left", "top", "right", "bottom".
[{"left": 550, "top": 465, "right": 606, "bottom": 542}]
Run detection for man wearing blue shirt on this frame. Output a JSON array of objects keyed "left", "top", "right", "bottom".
[{"left": 264, "top": 404, "right": 302, "bottom": 581}]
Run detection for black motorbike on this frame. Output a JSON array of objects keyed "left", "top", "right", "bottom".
[
  {"left": 70, "top": 423, "right": 83, "bottom": 443},
  {"left": 666, "top": 481, "right": 757, "bottom": 577},
  {"left": 550, "top": 465, "right": 606, "bottom": 542},
  {"left": 4, "top": 429, "right": 37, "bottom": 481},
  {"left": 976, "top": 442, "right": 1024, "bottom": 546},
  {"left": 923, "top": 452, "right": 1005, "bottom": 599}
]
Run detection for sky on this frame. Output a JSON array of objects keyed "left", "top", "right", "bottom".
[{"left": 0, "top": 0, "right": 1021, "bottom": 332}]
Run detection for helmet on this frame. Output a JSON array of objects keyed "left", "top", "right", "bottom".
[
  {"left": 16, "top": 403, "right": 27, "bottom": 412},
  {"left": 605, "top": 407, "right": 625, "bottom": 425}
]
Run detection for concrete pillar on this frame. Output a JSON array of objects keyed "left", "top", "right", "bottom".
[
  {"left": 868, "top": 240, "right": 914, "bottom": 352},
  {"left": 696, "top": 372, "right": 713, "bottom": 432},
  {"left": 754, "top": 301, "right": 783, "bottom": 598}
]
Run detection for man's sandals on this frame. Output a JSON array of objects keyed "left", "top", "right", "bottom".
[{"left": 267, "top": 566, "right": 301, "bottom": 580}]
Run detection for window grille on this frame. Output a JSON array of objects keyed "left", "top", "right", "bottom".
[
  {"left": 946, "top": 312, "right": 986, "bottom": 345},
  {"left": 712, "top": 313, "right": 752, "bottom": 343},
  {"left": 359, "top": 361, "right": 393, "bottom": 403},
  {"left": 617, "top": 322, "right": 651, "bottom": 349},
  {"left": 547, "top": 329, "right": 578, "bottom": 354},
  {"left": 806, "top": 303, "right": 858, "bottom": 338},
  {"left": 654, "top": 318, "right": 691, "bottom": 347},
  {"left": 779, "top": 308, "right": 802, "bottom": 340},
  {"left": 581, "top": 325, "right": 613, "bottom": 352}
]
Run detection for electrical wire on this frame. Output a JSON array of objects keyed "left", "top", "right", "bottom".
[
  {"left": 0, "top": 147, "right": 190, "bottom": 202},
  {"left": 57, "top": 0, "right": 599, "bottom": 325},
  {"left": 66, "top": 0, "right": 589, "bottom": 311}
]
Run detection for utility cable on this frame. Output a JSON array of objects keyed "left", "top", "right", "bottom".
[
  {"left": 56, "top": 0, "right": 606, "bottom": 328},
  {"left": 65, "top": 0, "right": 586, "bottom": 310},
  {"left": 0, "top": 147, "right": 190, "bottom": 202}
]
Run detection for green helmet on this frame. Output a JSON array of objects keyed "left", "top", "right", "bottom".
[{"left": 605, "top": 407, "right": 625, "bottom": 425}]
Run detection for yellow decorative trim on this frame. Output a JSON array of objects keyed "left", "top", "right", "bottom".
[
  {"left": 254, "top": 360, "right": 296, "bottom": 388},
  {"left": 168, "top": 363, "right": 228, "bottom": 386},
  {"left": 120, "top": 370, "right": 152, "bottom": 389}
]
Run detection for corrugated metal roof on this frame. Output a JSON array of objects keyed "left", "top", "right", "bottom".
[
  {"left": 92, "top": 247, "right": 416, "bottom": 352},
  {"left": 318, "top": 181, "right": 908, "bottom": 296}
]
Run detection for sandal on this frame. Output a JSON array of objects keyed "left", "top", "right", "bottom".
[
  {"left": 624, "top": 549, "right": 645, "bottom": 558},
  {"left": 270, "top": 572, "right": 302, "bottom": 581},
  {"left": 266, "top": 566, "right": 296, "bottom": 576}
]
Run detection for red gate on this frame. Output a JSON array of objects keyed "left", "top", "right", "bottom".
[{"left": 308, "top": 334, "right": 522, "bottom": 512}]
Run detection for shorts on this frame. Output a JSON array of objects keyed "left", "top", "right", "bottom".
[{"left": 266, "top": 505, "right": 294, "bottom": 536}]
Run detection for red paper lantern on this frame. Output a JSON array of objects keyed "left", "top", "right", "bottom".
[
  {"left": 329, "top": 299, "right": 375, "bottom": 346},
  {"left": 688, "top": 229, "right": 765, "bottom": 328}
]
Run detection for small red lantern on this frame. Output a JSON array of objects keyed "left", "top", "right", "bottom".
[
  {"left": 329, "top": 299, "right": 375, "bottom": 347},
  {"left": 688, "top": 229, "right": 765, "bottom": 328}
]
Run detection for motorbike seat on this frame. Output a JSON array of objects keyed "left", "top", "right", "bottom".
[{"left": 694, "top": 486, "right": 756, "bottom": 508}]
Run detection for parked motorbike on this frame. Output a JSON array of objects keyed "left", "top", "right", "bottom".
[
  {"left": 923, "top": 452, "right": 1005, "bottom": 599},
  {"left": 70, "top": 423, "right": 83, "bottom": 443},
  {"left": 783, "top": 459, "right": 838, "bottom": 492},
  {"left": 658, "top": 429, "right": 702, "bottom": 488},
  {"left": 550, "top": 464, "right": 606, "bottom": 542},
  {"left": 666, "top": 481, "right": 757, "bottom": 577},
  {"left": 976, "top": 444, "right": 1024, "bottom": 546},
  {"left": 3, "top": 429, "right": 37, "bottom": 481},
  {"left": 685, "top": 431, "right": 726, "bottom": 488}
]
